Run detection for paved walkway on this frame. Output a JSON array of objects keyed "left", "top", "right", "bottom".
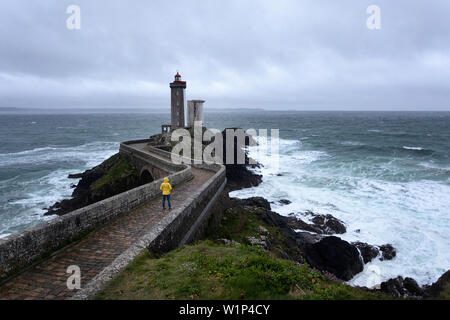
[{"left": 0, "top": 147, "right": 213, "bottom": 300}]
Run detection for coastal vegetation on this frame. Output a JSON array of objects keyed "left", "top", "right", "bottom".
[
  {"left": 96, "top": 197, "right": 391, "bottom": 300},
  {"left": 45, "top": 153, "right": 141, "bottom": 216},
  {"left": 96, "top": 241, "right": 389, "bottom": 300}
]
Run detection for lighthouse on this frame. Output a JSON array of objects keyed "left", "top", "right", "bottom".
[{"left": 170, "top": 72, "right": 187, "bottom": 130}]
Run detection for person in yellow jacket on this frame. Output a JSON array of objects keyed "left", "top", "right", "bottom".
[{"left": 160, "top": 177, "right": 172, "bottom": 210}]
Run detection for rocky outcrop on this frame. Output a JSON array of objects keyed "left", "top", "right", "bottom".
[
  {"left": 287, "top": 212, "right": 347, "bottom": 235},
  {"left": 278, "top": 199, "right": 292, "bottom": 205},
  {"left": 352, "top": 242, "right": 379, "bottom": 264},
  {"left": 423, "top": 270, "right": 450, "bottom": 299},
  {"left": 45, "top": 153, "right": 143, "bottom": 216},
  {"left": 241, "top": 197, "right": 272, "bottom": 211},
  {"left": 221, "top": 129, "right": 263, "bottom": 191},
  {"left": 148, "top": 132, "right": 172, "bottom": 146},
  {"left": 223, "top": 197, "right": 370, "bottom": 281},
  {"left": 379, "top": 270, "right": 450, "bottom": 299},
  {"left": 379, "top": 244, "right": 396, "bottom": 261},
  {"left": 380, "top": 276, "right": 424, "bottom": 297},
  {"left": 302, "top": 236, "right": 364, "bottom": 281},
  {"left": 225, "top": 163, "right": 262, "bottom": 191}
]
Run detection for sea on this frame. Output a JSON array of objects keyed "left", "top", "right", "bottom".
[{"left": 0, "top": 110, "right": 449, "bottom": 287}]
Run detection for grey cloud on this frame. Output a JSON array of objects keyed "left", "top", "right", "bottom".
[{"left": 0, "top": 0, "right": 449, "bottom": 110}]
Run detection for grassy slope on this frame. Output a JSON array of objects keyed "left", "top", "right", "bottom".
[
  {"left": 91, "top": 157, "right": 137, "bottom": 191},
  {"left": 96, "top": 242, "right": 389, "bottom": 300},
  {"left": 96, "top": 202, "right": 391, "bottom": 300}
]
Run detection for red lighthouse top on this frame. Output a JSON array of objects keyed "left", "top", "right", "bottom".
[{"left": 174, "top": 72, "right": 186, "bottom": 84}]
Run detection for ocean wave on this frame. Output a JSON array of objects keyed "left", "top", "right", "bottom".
[
  {"left": 0, "top": 141, "right": 117, "bottom": 157},
  {"left": 340, "top": 141, "right": 365, "bottom": 146},
  {"left": 0, "top": 146, "right": 59, "bottom": 156},
  {"left": 290, "top": 150, "right": 329, "bottom": 164},
  {"left": 403, "top": 146, "right": 424, "bottom": 151},
  {"left": 0, "top": 141, "right": 119, "bottom": 235},
  {"left": 0, "top": 141, "right": 118, "bottom": 167},
  {"left": 418, "top": 162, "right": 450, "bottom": 172},
  {"left": 231, "top": 145, "right": 450, "bottom": 286}
]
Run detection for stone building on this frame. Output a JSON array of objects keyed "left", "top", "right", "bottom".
[
  {"left": 170, "top": 72, "right": 186, "bottom": 130},
  {"left": 187, "top": 100, "right": 205, "bottom": 128},
  {"left": 161, "top": 72, "right": 205, "bottom": 133}
]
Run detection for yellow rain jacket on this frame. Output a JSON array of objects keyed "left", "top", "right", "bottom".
[{"left": 160, "top": 177, "right": 172, "bottom": 195}]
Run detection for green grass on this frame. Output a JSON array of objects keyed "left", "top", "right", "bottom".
[
  {"left": 95, "top": 198, "right": 393, "bottom": 300},
  {"left": 91, "top": 158, "right": 137, "bottom": 191},
  {"left": 95, "top": 241, "right": 389, "bottom": 300},
  {"left": 207, "top": 205, "right": 304, "bottom": 263}
]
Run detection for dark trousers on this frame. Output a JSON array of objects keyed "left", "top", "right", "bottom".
[{"left": 162, "top": 194, "right": 171, "bottom": 209}]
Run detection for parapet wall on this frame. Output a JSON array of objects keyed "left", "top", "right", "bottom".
[
  {"left": 0, "top": 141, "right": 193, "bottom": 279},
  {"left": 148, "top": 161, "right": 226, "bottom": 253},
  {"left": 134, "top": 145, "right": 228, "bottom": 251}
]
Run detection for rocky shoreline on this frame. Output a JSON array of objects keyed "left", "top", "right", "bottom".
[
  {"left": 45, "top": 130, "right": 449, "bottom": 299},
  {"left": 44, "top": 153, "right": 145, "bottom": 216},
  {"left": 225, "top": 157, "right": 449, "bottom": 299}
]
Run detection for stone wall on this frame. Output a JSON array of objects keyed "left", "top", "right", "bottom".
[
  {"left": 131, "top": 145, "right": 228, "bottom": 251},
  {"left": 148, "top": 162, "right": 227, "bottom": 254},
  {"left": 119, "top": 140, "right": 183, "bottom": 180},
  {"left": 0, "top": 142, "right": 193, "bottom": 279}
]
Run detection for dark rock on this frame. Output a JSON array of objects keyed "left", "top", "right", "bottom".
[
  {"left": 294, "top": 231, "right": 323, "bottom": 245},
  {"left": 287, "top": 212, "right": 346, "bottom": 235},
  {"left": 352, "top": 241, "right": 379, "bottom": 264},
  {"left": 403, "top": 277, "right": 424, "bottom": 296},
  {"left": 45, "top": 153, "right": 142, "bottom": 216},
  {"left": 224, "top": 163, "right": 262, "bottom": 191},
  {"left": 287, "top": 216, "right": 322, "bottom": 234},
  {"left": 148, "top": 132, "right": 172, "bottom": 146},
  {"left": 221, "top": 128, "right": 262, "bottom": 191},
  {"left": 227, "top": 197, "right": 304, "bottom": 263},
  {"left": 240, "top": 197, "right": 271, "bottom": 211},
  {"left": 68, "top": 173, "right": 83, "bottom": 179},
  {"left": 380, "top": 276, "right": 423, "bottom": 297},
  {"left": 227, "top": 197, "right": 383, "bottom": 282},
  {"left": 423, "top": 270, "right": 450, "bottom": 299},
  {"left": 302, "top": 236, "right": 364, "bottom": 281},
  {"left": 380, "top": 276, "right": 405, "bottom": 297},
  {"left": 278, "top": 199, "right": 292, "bottom": 205},
  {"left": 379, "top": 244, "right": 396, "bottom": 261},
  {"left": 310, "top": 214, "right": 346, "bottom": 234}
]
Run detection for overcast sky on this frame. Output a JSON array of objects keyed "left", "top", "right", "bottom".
[{"left": 0, "top": 0, "right": 449, "bottom": 110}]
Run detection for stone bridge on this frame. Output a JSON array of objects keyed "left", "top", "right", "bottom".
[
  {"left": 119, "top": 139, "right": 174, "bottom": 183},
  {"left": 0, "top": 140, "right": 226, "bottom": 300}
]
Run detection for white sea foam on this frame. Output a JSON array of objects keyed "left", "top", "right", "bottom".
[
  {"left": 0, "top": 141, "right": 119, "bottom": 236},
  {"left": 341, "top": 141, "right": 365, "bottom": 146},
  {"left": 231, "top": 137, "right": 450, "bottom": 286},
  {"left": 0, "top": 141, "right": 118, "bottom": 167},
  {"left": 403, "top": 146, "right": 424, "bottom": 151}
]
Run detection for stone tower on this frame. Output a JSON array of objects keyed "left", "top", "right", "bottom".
[
  {"left": 187, "top": 100, "right": 205, "bottom": 127},
  {"left": 170, "top": 72, "right": 186, "bottom": 130}
]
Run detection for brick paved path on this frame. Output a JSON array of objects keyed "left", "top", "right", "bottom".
[{"left": 0, "top": 148, "right": 213, "bottom": 300}]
